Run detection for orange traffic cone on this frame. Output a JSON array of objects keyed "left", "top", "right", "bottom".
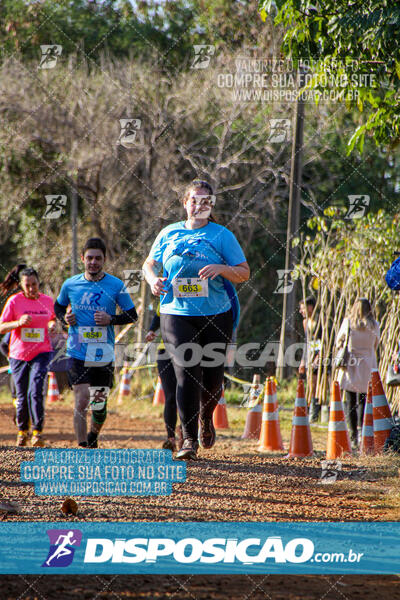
[
  {"left": 371, "top": 369, "right": 394, "bottom": 453},
  {"left": 258, "top": 377, "right": 284, "bottom": 452},
  {"left": 153, "top": 377, "right": 165, "bottom": 406},
  {"left": 213, "top": 387, "right": 229, "bottom": 429},
  {"left": 326, "top": 381, "right": 351, "bottom": 459},
  {"left": 241, "top": 375, "right": 263, "bottom": 439},
  {"left": 46, "top": 372, "right": 60, "bottom": 403},
  {"left": 117, "top": 363, "right": 133, "bottom": 405},
  {"left": 286, "top": 378, "right": 313, "bottom": 458},
  {"left": 360, "top": 381, "right": 374, "bottom": 455}
]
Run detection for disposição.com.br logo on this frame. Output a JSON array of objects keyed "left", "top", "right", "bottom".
[{"left": 42, "top": 529, "right": 82, "bottom": 568}]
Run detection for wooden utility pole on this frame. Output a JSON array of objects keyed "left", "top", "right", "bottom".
[
  {"left": 137, "top": 279, "right": 148, "bottom": 344},
  {"left": 277, "top": 67, "right": 305, "bottom": 379},
  {"left": 71, "top": 180, "right": 78, "bottom": 275}
]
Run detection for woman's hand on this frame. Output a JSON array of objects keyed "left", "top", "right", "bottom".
[
  {"left": 199, "top": 261, "right": 250, "bottom": 284},
  {"left": 18, "top": 314, "right": 32, "bottom": 326},
  {"left": 145, "top": 330, "right": 157, "bottom": 342},
  {"left": 198, "top": 264, "right": 226, "bottom": 280},
  {"left": 150, "top": 276, "right": 168, "bottom": 296}
]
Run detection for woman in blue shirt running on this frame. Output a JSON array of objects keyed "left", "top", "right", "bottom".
[{"left": 143, "top": 180, "right": 250, "bottom": 459}]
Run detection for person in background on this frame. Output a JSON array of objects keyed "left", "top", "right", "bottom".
[
  {"left": 145, "top": 305, "right": 182, "bottom": 451},
  {"left": 0, "top": 264, "right": 27, "bottom": 304},
  {"left": 335, "top": 298, "right": 380, "bottom": 450},
  {"left": 299, "top": 296, "right": 322, "bottom": 422},
  {"left": 48, "top": 322, "right": 71, "bottom": 399},
  {"left": 0, "top": 267, "right": 56, "bottom": 447}
]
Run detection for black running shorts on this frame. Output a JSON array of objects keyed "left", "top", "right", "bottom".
[{"left": 67, "top": 358, "right": 114, "bottom": 388}]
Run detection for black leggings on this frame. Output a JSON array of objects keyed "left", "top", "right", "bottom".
[
  {"left": 160, "top": 310, "right": 233, "bottom": 442},
  {"left": 344, "top": 391, "right": 366, "bottom": 442},
  {"left": 157, "top": 355, "right": 177, "bottom": 438}
]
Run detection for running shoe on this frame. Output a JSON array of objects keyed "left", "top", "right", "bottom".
[
  {"left": 162, "top": 438, "right": 176, "bottom": 451},
  {"left": 175, "top": 439, "right": 198, "bottom": 460},
  {"left": 198, "top": 415, "right": 216, "bottom": 449},
  {"left": 16, "top": 431, "right": 29, "bottom": 447},
  {"left": 176, "top": 425, "right": 183, "bottom": 451},
  {"left": 87, "top": 431, "right": 98, "bottom": 448},
  {"left": 31, "top": 431, "right": 45, "bottom": 447}
]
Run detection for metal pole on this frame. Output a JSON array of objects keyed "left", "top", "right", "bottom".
[
  {"left": 277, "top": 67, "right": 305, "bottom": 379},
  {"left": 71, "top": 180, "right": 78, "bottom": 275}
]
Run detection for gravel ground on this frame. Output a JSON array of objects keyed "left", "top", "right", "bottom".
[
  {"left": 0, "top": 403, "right": 397, "bottom": 522},
  {"left": 1, "top": 574, "right": 400, "bottom": 600},
  {"left": 1, "top": 402, "right": 400, "bottom": 598}
]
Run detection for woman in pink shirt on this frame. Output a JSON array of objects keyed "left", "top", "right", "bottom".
[{"left": 0, "top": 267, "right": 56, "bottom": 447}]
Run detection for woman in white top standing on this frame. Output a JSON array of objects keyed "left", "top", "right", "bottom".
[{"left": 335, "top": 298, "right": 380, "bottom": 449}]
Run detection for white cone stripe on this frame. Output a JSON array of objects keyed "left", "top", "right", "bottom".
[
  {"left": 263, "top": 397, "right": 275, "bottom": 405},
  {"left": 249, "top": 405, "right": 262, "bottom": 413},
  {"left": 218, "top": 399, "right": 226, "bottom": 405},
  {"left": 328, "top": 421, "right": 348, "bottom": 431},
  {"left": 262, "top": 411, "right": 278, "bottom": 421},
  {"left": 365, "top": 403, "right": 373, "bottom": 414},
  {"left": 373, "top": 418, "right": 394, "bottom": 432},
  {"left": 362, "top": 425, "right": 374, "bottom": 436},
  {"left": 330, "top": 401, "right": 344, "bottom": 411},
  {"left": 292, "top": 416, "right": 309, "bottom": 426},
  {"left": 372, "top": 395, "right": 388, "bottom": 407},
  {"left": 295, "top": 397, "right": 307, "bottom": 407}
]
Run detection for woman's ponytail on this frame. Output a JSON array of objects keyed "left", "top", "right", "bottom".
[{"left": 0, "top": 264, "right": 27, "bottom": 296}]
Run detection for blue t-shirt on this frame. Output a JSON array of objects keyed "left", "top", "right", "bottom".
[
  {"left": 56, "top": 273, "right": 134, "bottom": 362},
  {"left": 149, "top": 221, "right": 246, "bottom": 317}
]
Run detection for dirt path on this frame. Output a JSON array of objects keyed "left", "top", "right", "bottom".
[
  {"left": 0, "top": 402, "right": 398, "bottom": 523},
  {"left": 1, "top": 402, "right": 400, "bottom": 598},
  {"left": 1, "top": 574, "right": 400, "bottom": 600}
]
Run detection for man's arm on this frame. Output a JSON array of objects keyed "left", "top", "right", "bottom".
[{"left": 110, "top": 306, "right": 138, "bottom": 326}]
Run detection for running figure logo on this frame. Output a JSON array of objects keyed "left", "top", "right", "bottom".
[
  {"left": 191, "top": 45, "right": 215, "bottom": 69},
  {"left": 345, "top": 195, "right": 370, "bottom": 219},
  {"left": 123, "top": 269, "right": 144, "bottom": 293},
  {"left": 118, "top": 119, "right": 141, "bottom": 148},
  {"left": 44, "top": 195, "right": 67, "bottom": 219},
  {"left": 39, "top": 45, "right": 62, "bottom": 69},
  {"left": 320, "top": 460, "right": 342, "bottom": 484},
  {"left": 42, "top": 529, "right": 82, "bottom": 567},
  {"left": 89, "top": 386, "right": 109, "bottom": 411},
  {"left": 274, "top": 269, "right": 295, "bottom": 294},
  {"left": 268, "top": 119, "right": 291, "bottom": 143}
]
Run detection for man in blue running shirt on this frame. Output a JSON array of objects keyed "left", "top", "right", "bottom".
[{"left": 55, "top": 238, "right": 137, "bottom": 448}]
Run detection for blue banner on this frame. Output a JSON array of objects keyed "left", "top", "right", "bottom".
[
  {"left": 20, "top": 449, "right": 185, "bottom": 496},
  {"left": 0, "top": 522, "right": 399, "bottom": 574}
]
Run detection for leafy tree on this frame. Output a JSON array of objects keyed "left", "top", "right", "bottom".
[
  {"left": 293, "top": 207, "right": 400, "bottom": 409},
  {"left": 259, "top": 0, "right": 400, "bottom": 151},
  {"left": 0, "top": 0, "right": 184, "bottom": 66}
]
